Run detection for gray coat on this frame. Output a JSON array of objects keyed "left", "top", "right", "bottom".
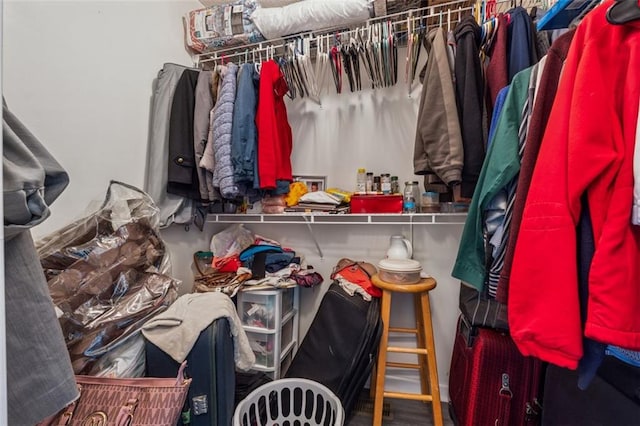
[
  {"left": 3, "top": 101, "right": 79, "bottom": 424},
  {"left": 212, "top": 63, "right": 240, "bottom": 198},
  {"left": 413, "top": 27, "right": 464, "bottom": 187}
]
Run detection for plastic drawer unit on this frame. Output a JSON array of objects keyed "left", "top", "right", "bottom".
[{"left": 237, "top": 286, "right": 299, "bottom": 379}]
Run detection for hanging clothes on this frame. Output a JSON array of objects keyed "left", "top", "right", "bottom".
[
  {"left": 486, "top": 62, "right": 540, "bottom": 298},
  {"left": 574, "top": 197, "right": 608, "bottom": 390},
  {"left": 509, "top": 4, "right": 640, "bottom": 369},
  {"left": 452, "top": 66, "right": 532, "bottom": 291},
  {"left": 487, "top": 85, "right": 510, "bottom": 150},
  {"left": 3, "top": 101, "right": 79, "bottom": 425},
  {"left": 193, "top": 70, "right": 215, "bottom": 201},
  {"left": 232, "top": 63, "right": 261, "bottom": 200},
  {"left": 454, "top": 16, "right": 486, "bottom": 199},
  {"left": 256, "top": 59, "right": 293, "bottom": 190},
  {"left": 167, "top": 69, "right": 200, "bottom": 200},
  {"left": 145, "top": 63, "right": 194, "bottom": 227},
  {"left": 204, "top": 67, "right": 223, "bottom": 203},
  {"left": 413, "top": 27, "right": 463, "bottom": 188},
  {"left": 497, "top": 29, "right": 576, "bottom": 304},
  {"left": 508, "top": 6, "right": 539, "bottom": 81},
  {"left": 485, "top": 13, "right": 509, "bottom": 115},
  {"left": 634, "top": 95, "right": 640, "bottom": 225},
  {"left": 212, "top": 63, "right": 240, "bottom": 199}
]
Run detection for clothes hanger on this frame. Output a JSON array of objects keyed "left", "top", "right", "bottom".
[
  {"left": 606, "top": 0, "right": 639, "bottom": 25},
  {"left": 390, "top": 21, "right": 398, "bottom": 86},
  {"left": 341, "top": 40, "right": 355, "bottom": 92},
  {"left": 406, "top": 13, "right": 414, "bottom": 89},
  {"left": 358, "top": 27, "right": 375, "bottom": 89},
  {"left": 278, "top": 48, "right": 296, "bottom": 100},
  {"left": 347, "top": 35, "right": 361, "bottom": 91},
  {"left": 314, "top": 34, "right": 329, "bottom": 101},
  {"left": 295, "top": 36, "right": 319, "bottom": 104},
  {"left": 292, "top": 39, "right": 309, "bottom": 98},
  {"left": 372, "top": 24, "right": 383, "bottom": 89},
  {"left": 382, "top": 22, "right": 390, "bottom": 87},
  {"left": 329, "top": 34, "right": 343, "bottom": 94},
  {"left": 379, "top": 23, "right": 387, "bottom": 87}
]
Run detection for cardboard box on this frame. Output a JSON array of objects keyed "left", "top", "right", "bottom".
[{"left": 350, "top": 194, "right": 403, "bottom": 214}]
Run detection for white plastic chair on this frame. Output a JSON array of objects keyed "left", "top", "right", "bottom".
[{"left": 233, "top": 378, "right": 345, "bottom": 426}]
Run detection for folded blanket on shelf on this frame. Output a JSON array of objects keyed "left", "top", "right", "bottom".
[
  {"left": 185, "top": 0, "right": 265, "bottom": 53},
  {"left": 251, "top": 0, "right": 374, "bottom": 40}
]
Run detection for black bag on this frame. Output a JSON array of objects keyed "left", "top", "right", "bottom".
[
  {"left": 542, "top": 356, "right": 640, "bottom": 425},
  {"left": 285, "top": 282, "right": 382, "bottom": 419},
  {"left": 145, "top": 318, "right": 235, "bottom": 426}
]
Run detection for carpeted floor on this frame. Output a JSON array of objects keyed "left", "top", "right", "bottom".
[{"left": 347, "top": 389, "right": 455, "bottom": 425}]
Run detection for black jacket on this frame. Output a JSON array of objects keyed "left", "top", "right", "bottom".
[
  {"left": 167, "top": 69, "right": 201, "bottom": 200},
  {"left": 454, "top": 16, "right": 486, "bottom": 199}
]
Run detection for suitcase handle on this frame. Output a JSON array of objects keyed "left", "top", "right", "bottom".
[
  {"left": 459, "top": 315, "right": 478, "bottom": 347},
  {"left": 495, "top": 373, "right": 512, "bottom": 426}
]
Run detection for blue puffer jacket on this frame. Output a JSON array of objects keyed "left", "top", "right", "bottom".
[
  {"left": 232, "top": 64, "right": 259, "bottom": 187},
  {"left": 212, "top": 63, "right": 239, "bottom": 198}
]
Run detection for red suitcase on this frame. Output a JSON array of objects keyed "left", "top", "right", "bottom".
[{"left": 448, "top": 315, "right": 544, "bottom": 426}]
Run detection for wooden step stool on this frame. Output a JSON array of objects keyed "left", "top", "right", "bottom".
[{"left": 370, "top": 274, "right": 443, "bottom": 426}]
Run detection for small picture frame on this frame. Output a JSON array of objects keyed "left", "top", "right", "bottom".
[{"left": 294, "top": 175, "right": 327, "bottom": 192}]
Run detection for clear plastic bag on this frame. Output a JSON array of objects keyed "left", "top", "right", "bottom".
[
  {"left": 36, "top": 181, "right": 179, "bottom": 374},
  {"left": 210, "top": 224, "right": 255, "bottom": 258}
]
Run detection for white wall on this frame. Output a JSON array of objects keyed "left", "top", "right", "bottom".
[
  {"left": 4, "top": 0, "right": 464, "bottom": 401},
  {"left": 3, "top": 0, "right": 200, "bottom": 237}
]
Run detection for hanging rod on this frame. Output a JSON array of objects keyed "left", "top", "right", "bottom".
[
  {"left": 191, "top": 0, "right": 548, "bottom": 67},
  {"left": 194, "top": 13, "right": 474, "bottom": 66},
  {"left": 193, "top": 0, "right": 476, "bottom": 66},
  {"left": 195, "top": 9, "right": 473, "bottom": 67}
]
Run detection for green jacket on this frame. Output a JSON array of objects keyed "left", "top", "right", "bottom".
[{"left": 452, "top": 67, "right": 532, "bottom": 290}]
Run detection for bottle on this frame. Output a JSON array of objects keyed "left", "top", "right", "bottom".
[
  {"left": 366, "top": 172, "right": 374, "bottom": 193},
  {"left": 391, "top": 176, "right": 399, "bottom": 194},
  {"left": 356, "top": 168, "right": 366, "bottom": 193},
  {"left": 403, "top": 181, "right": 417, "bottom": 213},
  {"left": 381, "top": 174, "right": 391, "bottom": 194},
  {"left": 373, "top": 176, "right": 381, "bottom": 193},
  {"left": 412, "top": 181, "right": 421, "bottom": 213}
]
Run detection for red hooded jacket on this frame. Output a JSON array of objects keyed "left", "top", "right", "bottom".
[
  {"left": 256, "top": 60, "right": 293, "bottom": 189},
  {"left": 509, "top": 2, "right": 640, "bottom": 369}
]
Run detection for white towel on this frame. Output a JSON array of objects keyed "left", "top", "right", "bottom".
[{"left": 142, "top": 293, "right": 255, "bottom": 370}]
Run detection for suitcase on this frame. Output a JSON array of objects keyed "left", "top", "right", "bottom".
[
  {"left": 284, "top": 282, "right": 382, "bottom": 418},
  {"left": 448, "top": 315, "right": 544, "bottom": 426},
  {"left": 145, "top": 318, "right": 235, "bottom": 426},
  {"left": 542, "top": 357, "right": 640, "bottom": 425}
]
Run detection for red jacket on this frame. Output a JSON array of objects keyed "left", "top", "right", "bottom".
[
  {"left": 509, "top": 3, "right": 640, "bottom": 369},
  {"left": 256, "top": 60, "right": 293, "bottom": 189}
]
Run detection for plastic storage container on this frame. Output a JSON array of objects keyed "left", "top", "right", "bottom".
[
  {"left": 239, "top": 287, "right": 295, "bottom": 330},
  {"left": 377, "top": 258, "right": 422, "bottom": 284},
  {"left": 237, "top": 287, "right": 299, "bottom": 379},
  {"left": 247, "top": 330, "right": 276, "bottom": 368}
]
